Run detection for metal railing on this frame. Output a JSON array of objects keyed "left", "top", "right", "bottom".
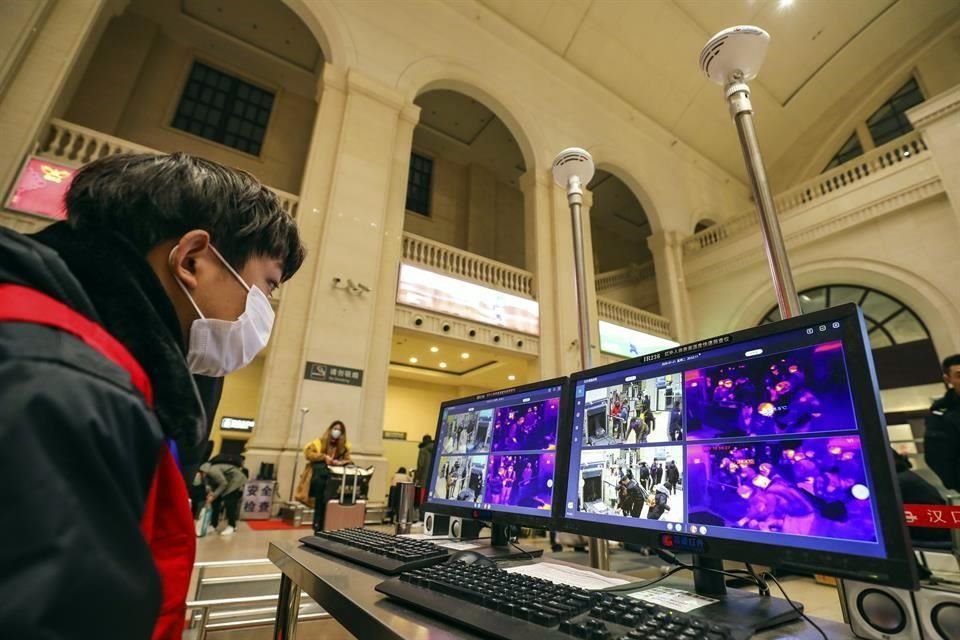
[
  {"left": 187, "top": 558, "right": 329, "bottom": 639},
  {"left": 684, "top": 130, "right": 929, "bottom": 254},
  {"left": 36, "top": 119, "right": 300, "bottom": 219}
]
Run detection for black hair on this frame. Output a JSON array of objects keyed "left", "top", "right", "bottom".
[
  {"left": 943, "top": 354, "right": 960, "bottom": 375},
  {"left": 398, "top": 467, "right": 407, "bottom": 474},
  {"left": 65, "top": 152, "right": 305, "bottom": 280},
  {"left": 422, "top": 435, "right": 433, "bottom": 443}
]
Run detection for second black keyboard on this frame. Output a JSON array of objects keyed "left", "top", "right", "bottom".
[
  {"left": 299, "top": 528, "right": 450, "bottom": 574},
  {"left": 376, "top": 561, "right": 750, "bottom": 640}
]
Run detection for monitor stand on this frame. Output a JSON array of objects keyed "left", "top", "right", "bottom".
[
  {"left": 470, "top": 521, "right": 544, "bottom": 561},
  {"left": 680, "top": 556, "right": 802, "bottom": 634}
]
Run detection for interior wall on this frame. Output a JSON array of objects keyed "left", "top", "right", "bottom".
[
  {"left": 686, "top": 195, "right": 960, "bottom": 388},
  {"left": 403, "top": 141, "right": 527, "bottom": 269},
  {"left": 915, "top": 27, "right": 960, "bottom": 98},
  {"left": 403, "top": 148, "right": 468, "bottom": 249},
  {"left": 210, "top": 355, "right": 266, "bottom": 455},
  {"left": 63, "top": 9, "right": 317, "bottom": 193}
]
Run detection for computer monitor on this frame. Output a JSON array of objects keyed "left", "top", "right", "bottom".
[
  {"left": 423, "top": 378, "right": 567, "bottom": 537},
  {"left": 554, "top": 304, "right": 916, "bottom": 628}
]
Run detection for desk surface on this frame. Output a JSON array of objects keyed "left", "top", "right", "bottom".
[{"left": 268, "top": 541, "right": 857, "bottom": 639}]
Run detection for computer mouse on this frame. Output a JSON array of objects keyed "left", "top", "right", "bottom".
[{"left": 446, "top": 550, "right": 497, "bottom": 567}]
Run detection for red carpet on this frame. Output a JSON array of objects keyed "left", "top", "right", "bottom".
[{"left": 245, "top": 519, "right": 312, "bottom": 531}]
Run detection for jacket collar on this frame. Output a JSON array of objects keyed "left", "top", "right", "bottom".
[{"left": 32, "top": 223, "right": 205, "bottom": 451}]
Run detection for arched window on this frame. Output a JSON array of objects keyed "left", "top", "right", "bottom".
[{"left": 759, "top": 285, "right": 939, "bottom": 390}]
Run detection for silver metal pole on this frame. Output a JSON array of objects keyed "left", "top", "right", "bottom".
[
  {"left": 395, "top": 482, "right": 416, "bottom": 535},
  {"left": 727, "top": 80, "right": 801, "bottom": 320},
  {"left": 569, "top": 192, "right": 610, "bottom": 572},
  {"left": 273, "top": 574, "right": 300, "bottom": 640},
  {"left": 288, "top": 408, "right": 309, "bottom": 502}
]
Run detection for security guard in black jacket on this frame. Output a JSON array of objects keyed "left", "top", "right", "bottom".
[{"left": 925, "top": 354, "right": 960, "bottom": 490}]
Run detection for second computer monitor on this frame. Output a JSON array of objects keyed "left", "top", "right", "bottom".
[
  {"left": 555, "top": 304, "right": 916, "bottom": 588},
  {"left": 422, "top": 378, "right": 567, "bottom": 528}
]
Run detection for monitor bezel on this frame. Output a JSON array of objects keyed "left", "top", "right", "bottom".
[
  {"left": 553, "top": 304, "right": 918, "bottom": 589},
  {"left": 421, "top": 377, "right": 568, "bottom": 530}
]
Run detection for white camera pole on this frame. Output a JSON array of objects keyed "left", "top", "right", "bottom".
[
  {"left": 552, "top": 148, "right": 609, "bottom": 571},
  {"left": 288, "top": 407, "right": 310, "bottom": 502},
  {"left": 699, "top": 26, "right": 801, "bottom": 320}
]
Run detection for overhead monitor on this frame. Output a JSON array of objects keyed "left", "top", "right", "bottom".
[
  {"left": 556, "top": 304, "right": 916, "bottom": 590},
  {"left": 423, "top": 378, "right": 567, "bottom": 528}
]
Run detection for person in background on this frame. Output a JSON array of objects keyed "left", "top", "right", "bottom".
[
  {"left": 891, "top": 448, "right": 950, "bottom": 545},
  {"left": 926, "top": 354, "right": 960, "bottom": 490},
  {"left": 414, "top": 434, "right": 435, "bottom": 515},
  {"left": 304, "top": 421, "right": 352, "bottom": 532},
  {"left": 391, "top": 466, "right": 410, "bottom": 486},
  {"left": 199, "top": 461, "right": 247, "bottom": 536},
  {"left": 0, "top": 152, "right": 304, "bottom": 639}
]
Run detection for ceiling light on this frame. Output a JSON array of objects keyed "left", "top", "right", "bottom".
[
  {"left": 430, "top": 346, "right": 439, "bottom": 353},
  {"left": 409, "top": 357, "right": 418, "bottom": 364},
  {"left": 439, "top": 362, "right": 448, "bottom": 369},
  {"left": 507, "top": 374, "right": 516, "bottom": 381},
  {"left": 903, "top": 151, "right": 910, "bottom": 157},
  {"left": 461, "top": 352, "right": 470, "bottom": 359},
  {"left": 778, "top": 0, "right": 794, "bottom": 8}
]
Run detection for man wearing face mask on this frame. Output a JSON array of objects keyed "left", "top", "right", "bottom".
[{"left": 0, "top": 152, "right": 304, "bottom": 639}]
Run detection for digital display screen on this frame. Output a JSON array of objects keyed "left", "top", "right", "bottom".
[
  {"left": 564, "top": 320, "right": 887, "bottom": 558},
  {"left": 427, "top": 384, "right": 563, "bottom": 518},
  {"left": 396, "top": 263, "right": 540, "bottom": 335}
]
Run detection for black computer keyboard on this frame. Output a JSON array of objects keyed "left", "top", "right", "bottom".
[
  {"left": 376, "top": 561, "right": 750, "bottom": 640},
  {"left": 299, "top": 528, "right": 451, "bottom": 575}
]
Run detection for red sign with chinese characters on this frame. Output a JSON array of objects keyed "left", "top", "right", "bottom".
[
  {"left": 5, "top": 157, "right": 74, "bottom": 220},
  {"left": 904, "top": 504, "right": 960, "bottom": 528}
]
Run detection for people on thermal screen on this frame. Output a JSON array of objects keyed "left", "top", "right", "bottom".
[
  {"left": 926, "top": 354, "right": 960, "bottom": 491},
  {"left": 0, "top": 152, "right": 305, "bottom": 639},
  {"left": 304, "top": 421, "right": 352, "bottom": 532}
]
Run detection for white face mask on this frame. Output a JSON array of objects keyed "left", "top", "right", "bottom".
[
  {"left": 171, "top": 244, "right": 275, "bottom": 377},
  {"left": 331, "top": 429, "right": 342, "bottom": 440}
]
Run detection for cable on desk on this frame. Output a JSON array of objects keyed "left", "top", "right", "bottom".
[
  {"left": 760, "top": 572, "right": 828, "bottom": 640},
  {"left": 599, "top": 565, "right": 686, "bottom": 593}
]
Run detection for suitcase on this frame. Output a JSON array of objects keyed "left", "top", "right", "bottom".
[{"left": 323, "top": 464, "right": 367, "bottom": 531}]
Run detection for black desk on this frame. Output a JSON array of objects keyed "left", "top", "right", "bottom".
[{"left": 269, "top": 541, "right": 857, "bottom": 639}]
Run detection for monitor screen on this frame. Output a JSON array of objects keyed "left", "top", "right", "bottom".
[
  {"left": 556, "top": 304, "right": 916, "bottom": 587},
  {"left": 423, "top": 379, "right": 567, "bottom": 525}
]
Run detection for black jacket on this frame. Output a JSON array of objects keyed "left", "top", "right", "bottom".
[
  {"left": 925, "top": 390, "right": 960, "bottom": 490},
  {"left": 0, "top": 224, "right": 206, "bottom": 637},
  {"left": 414, "top": 440, "right": 435, "bottom": 487}
]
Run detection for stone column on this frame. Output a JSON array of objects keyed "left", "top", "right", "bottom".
[
  {"left": 247, "top": 66, "right": 419, "bottom": 505},
  {"left": 521, "top": 171, "right": 600, "bottom": 379},
  {"left": 647, "top": 230, "right": 694, "bottom": 343},
  {"left": 908, "top": 84, "right": 960, "bottom": 228},
  {"left": 0, "top": 0, "right": 117, "bottom": 210}
]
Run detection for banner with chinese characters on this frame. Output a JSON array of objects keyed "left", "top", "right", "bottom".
[
  {"left": 5, "top": 157, "right": 75, "bottom": 220},
  {"left": 904, "top": 503, "right": 960, "bottom": 528},
  {"left": 240, "top": 480, "right": 276, "bottom": 520}
]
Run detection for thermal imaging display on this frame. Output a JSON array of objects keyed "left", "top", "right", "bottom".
[
  {"left": 428, "top": 383, "right": 563, "bottom": 517},
  {"left": 563, "top": 320, "right": 888, "bottom": 558}
]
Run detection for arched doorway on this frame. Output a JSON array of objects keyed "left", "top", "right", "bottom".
[
  {"left": 588, "top": 169, "right": 659, "bottom": 314},
  {"left": 403, "top": 89, "right": 528, "bottom": 270}
]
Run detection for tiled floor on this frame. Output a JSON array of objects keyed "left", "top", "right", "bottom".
[{"left": 192, "top": 520, "right": 854, "bottom": 639}]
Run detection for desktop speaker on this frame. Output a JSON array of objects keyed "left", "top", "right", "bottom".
[
  {"left": 449, "top": 517, "right": 483, "bottom": 540},
  {"left": 840, "top": 579, "right": 960, "bottom": 639},
  {"left": 423, "top": 512, "right": 450, "bottom": 537}
]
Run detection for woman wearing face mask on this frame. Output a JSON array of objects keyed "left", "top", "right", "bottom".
[{"left": 304, "top": 421, "right": 352, "bottom": 532}]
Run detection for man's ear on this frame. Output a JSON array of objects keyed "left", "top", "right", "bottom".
[{"left": 170, "top": 230, "right": 211, "bottom": 291}]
